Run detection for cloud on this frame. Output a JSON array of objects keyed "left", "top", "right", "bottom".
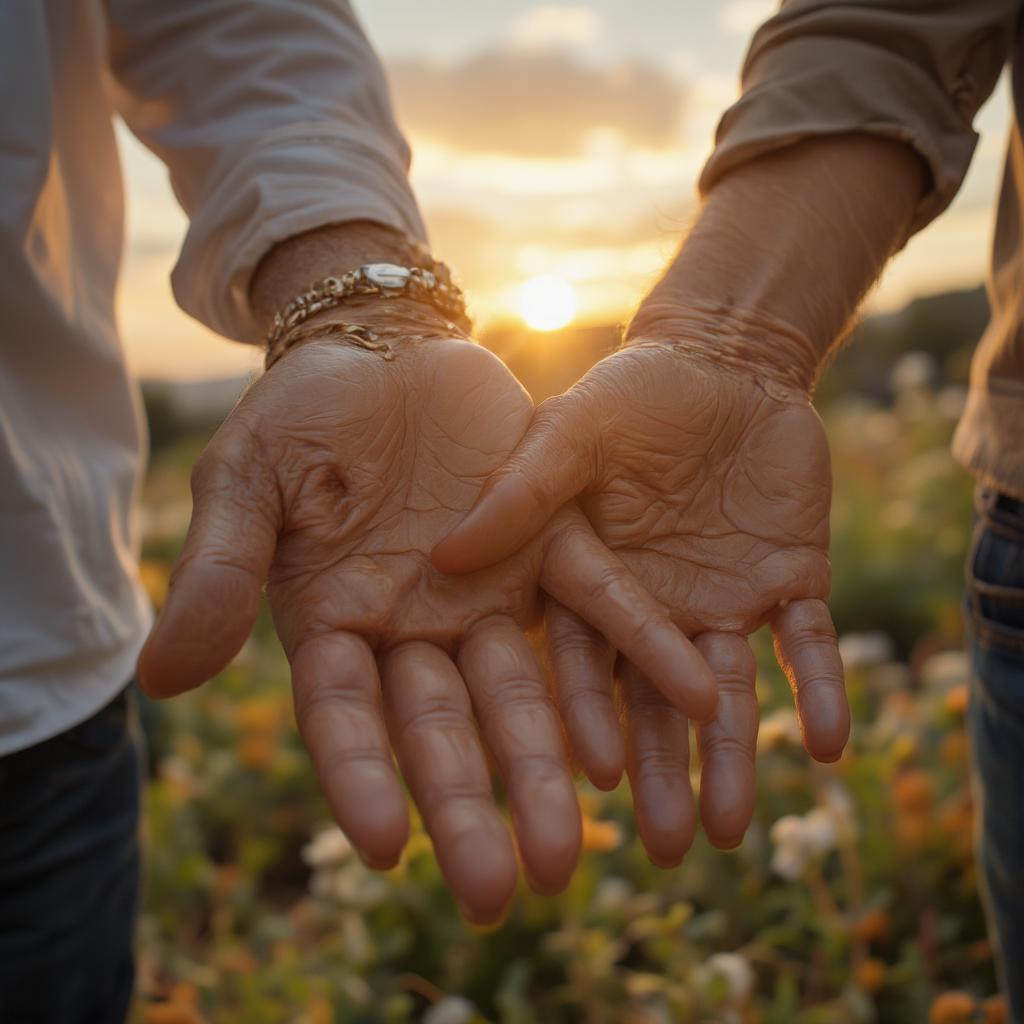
[
  {"left": 720, "top": 0, "right": 777, "bottom": 36},
  {"left": 511, "top": 4, "right": 602, "bottom": 51},
  {"left": 388, "top": 50, "right": 686, "bottom": 157}
]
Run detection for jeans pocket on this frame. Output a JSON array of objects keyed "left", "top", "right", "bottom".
[{"left": 967, "top": 518, "right": 1024, "bottom": 653}]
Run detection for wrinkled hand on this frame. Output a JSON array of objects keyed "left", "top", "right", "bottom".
[
  {"left": 434, "top": 337, "right": 850, "bottom": 864},
  {"left": 138, "top": 326, "right": 717, "bottom": 922}
]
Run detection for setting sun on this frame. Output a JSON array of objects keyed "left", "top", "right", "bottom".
[{"left": 519, "top": 274, "right": 577, "bottom": 331}]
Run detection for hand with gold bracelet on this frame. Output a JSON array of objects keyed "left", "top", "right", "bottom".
[{"left": 136, "top": 221, "right": 718, "bottom": 924}]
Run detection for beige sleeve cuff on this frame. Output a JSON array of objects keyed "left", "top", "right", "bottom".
[
  {"left": 699, "top": 34, "right": 982, "bottom": 242},
  {"left": 170, "top": 122, "right": 427, "bottom": 345}
]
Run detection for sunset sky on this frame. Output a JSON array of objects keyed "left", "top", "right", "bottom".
[{"left": 117, "top": 1, "right": 1013, "bottom": 380}]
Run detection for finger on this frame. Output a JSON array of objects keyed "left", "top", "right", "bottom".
[
  {"left": 772, "top": 598, "right": 849, "bottom": 762},
  {"left": 620, "top": 659, "right": 696, "bottom": 868},
  {"left": 459, "top": 616, "right": 582, "bottom": 896},
  {"left": 138, "top": 429, "right": 279, "bottom": 697},
  {"left": 694, "top": 632, "right": 758, "bottom": 850},
  {"left": 291, "top": 632, "right": 409, "bottom": 869},
  {"left": 381, "top": 641, "right": 517, "bottom": 925},
  {"left": 545, "top": 598, "right": 623, "bottom": 790},
  {"left": 431, "top": 394, "right": 598, "bottom": 574},
  {"left": 542, "top": 509, "right": 718, "bottom": 722}
]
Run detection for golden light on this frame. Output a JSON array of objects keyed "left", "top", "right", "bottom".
[{"left": 519, "top": 274, "right": 577, "bottom": 331}]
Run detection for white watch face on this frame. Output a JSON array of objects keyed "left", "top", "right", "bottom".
[{"left": 362, "top": 263, "right": 412, "bottom": 289}]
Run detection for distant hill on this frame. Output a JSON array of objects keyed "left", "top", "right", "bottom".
[{"left": 141, "top": 284, "right": 991, "bottom": 447}]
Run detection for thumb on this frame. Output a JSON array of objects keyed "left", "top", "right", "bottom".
[
  {"left": 431, "top": 394, "right": 599, "bottom": 574},
  {"left": 137, "top": 431, "right": 280, "bottom": 698}
]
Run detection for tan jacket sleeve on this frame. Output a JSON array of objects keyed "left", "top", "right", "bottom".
[
  {"left": 701, "top": 0, "right": 1020, "bottom": 236},
  {"left": 103, "top": 0, "right": 426, "bottom": 343}
]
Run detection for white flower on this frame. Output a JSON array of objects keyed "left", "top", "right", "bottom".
[
  {"left": 802, "top": 808, "right": 839, "bottom": 854},
  {"left": 936, "top": 385, "right": 967, "bottom": 420},
  {"left": 771, "top": 844, "right": 808, "bottom": 882},
  {"left": 890, "top": 351, "right": 937, "bottom": 393},
  {"left": 757, "top": 708, "right": 802, "bottom": 751},
  {"left": 769, "top": 815, "right": 814, "bottom": 880},
  {"left": 424, "top": 996, "right": 478, "bottom": 1024},
  {"left": 838, "top": 631, "right": 894, "bottom": 670},
  {"left": 704, "top": 952, "right": 755, "bottom": 1005},
  {"left": 594, "top": 876, "right": 633, "bottom": 913},
  {"left": 301, "top": 826, "right": 352, "bottom": 869},
  {"left": 919, "top": 650, "right": 969, "bottom": 692},
  {"left": 768, "top": 791, "right": 854, "bottom": 881}
]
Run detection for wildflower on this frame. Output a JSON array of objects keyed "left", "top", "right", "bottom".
[
  {"left": 920, "top": 651, "right": 969, "bottom": 692},
  {"left": 890, "top": 351, "right": 937, "bottom": 393},
  {"left": 838, "top": 632, "right": 894, "bottom": 670},
  {"left": 929, "top": 992, "right": 978, "bottom": 1024},
  {"left": 941, "top": 731, "right": 969, "bottom": 768},
  {"left": 892, "top": 770, "right": 934, "bottom": 816},
  {"left": 594, "top": 876, "right": 633, "bottom": 913},
  {"left": 138, "top": 559, "right": 170, "bottom": 608},
  {"left": 423, "top": 996, "right": 478, "bottom": 1024},
  {"left": 236, "top": 732, "right": 275, "bottom": 769},
  {"left": 769, "top": 786, "right": 855, "bottom": 880},
  {"left": 703, "top": 952, "right": 754, "bottom": 1005},
  {"left": 944, "top": 684, "right": 969, "bottom": 717},
  {"left": 983, "top": 995, "right": 1007, "bottom": 1024},
  {"left": 235, "top": 697, "right": 283, "bottom": 733},
  {"left": 581, "top": 812, "right": 623, "bottom": 853},
  {"left": 757, "top": 708, "right": 802, "bottom": 751},
  {"left": 302, "top": 826, "right": 353, "bottom": 869},
  {"left": 143, "top": 984, "right": 205, "bottom": 1024},
  {"left": 852, "top": 908, "right": 891, "bottom": 945},
  {"left": 854, "top": 958, "right": 886, "bottom": 994}
]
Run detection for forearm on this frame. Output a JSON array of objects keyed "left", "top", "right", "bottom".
[{"left": 628, "top": 134, "right": 928, "bottom": 384}]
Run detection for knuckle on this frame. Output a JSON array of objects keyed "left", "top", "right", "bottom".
[{"left": 700, "top": 731, "right": 755, "bottom": 766}]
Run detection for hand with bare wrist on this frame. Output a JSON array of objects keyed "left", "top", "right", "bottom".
[
  {"left": 432, "top": 135, "right": 927, "bottom": 862},
  {"left": 433, "top": 308, "right": 846, "bottom": 862}
]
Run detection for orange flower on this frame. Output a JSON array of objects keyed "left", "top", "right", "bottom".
[
  {"left": 929, "top": 992, "right": 978, "bottom": 1024},
  {"left": 581, "top": 813, "right": 623, "bottom": 853},
  {"left": 236, "top": 732, "right": 275, "bottom": 769},
  {"left": 236, "top": 697, "right": 285, "bottom": 734},
  {"left": 853, "top": 908, "right": 891, "bottom": 945},
  {"left": 143, "top": 985, "right": 205, "bottom": 1024},
  {"left": 944, "top": 684, "right": 969, "bottom": 717},
  {"left": 983, "top": 996, "right": 1007, "bottom": 1024},
  {"left": 855, "top": 958, "right": 886, "bottom": 995},
  {"left": 942, "top": 731, "right": 969, "bottom": 768},
  {"left": 138, "top": 559, "right": 170, "bottom": 608},
  {"left": 893, "top": 770, "right": 934, "bottom": 815},
  {"left": 143, "top": 1007, "right": 204, "bottom": 1024}
]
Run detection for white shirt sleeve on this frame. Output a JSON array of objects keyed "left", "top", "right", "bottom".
[{"left": 103, "top": 0, "right": 428, "bottom": 343}]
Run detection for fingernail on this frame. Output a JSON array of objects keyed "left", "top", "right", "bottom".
[{"left": 456, "top": 901, "right": 508, "bottom": 933}]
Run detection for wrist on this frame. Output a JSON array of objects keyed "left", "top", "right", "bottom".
[
  {"left": 250, "top": 221, "right": 419, "bottom": 331},
  {"left": 623, "top": 300, "right": 821, "bottom": 395},
  {"left": 266, "top": 297, "right": 471, "bottom": 371}
]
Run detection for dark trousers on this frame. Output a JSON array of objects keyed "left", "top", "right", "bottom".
[
  {"left": 967, "top": 488, "right": 1024, "bottom": 1021},
  {"left": 0, "top": 688, "right": 142, "bottom": 1024}
]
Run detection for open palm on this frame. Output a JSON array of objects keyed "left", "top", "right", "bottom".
[
  {"left": 139, "top": 333, "right": 716, "bottom": 921},
  {"left": 434, "top": 341, "right": 849, "bottom": 863}
]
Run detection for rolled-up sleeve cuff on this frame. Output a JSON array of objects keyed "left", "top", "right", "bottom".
[
  {"left": 699, "top": 35, "right": 979, "bottom": 242},
  {"left": 171, "top": 122, "right": 428, "bottom": 344}
]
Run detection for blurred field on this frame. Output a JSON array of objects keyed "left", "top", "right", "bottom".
[{"left": 131, "top": 288, "right": 1004, "bottom": 1024}]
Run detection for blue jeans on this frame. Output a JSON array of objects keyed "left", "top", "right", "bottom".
[
  {"left": 967, "top": 487, "right": 1024, "bottom": 1020},
  {"left": 0, "top": 688, "right": 143, "bottom": 1023}
]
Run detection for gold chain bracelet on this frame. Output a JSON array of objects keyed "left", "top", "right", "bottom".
[{"left": 265, "top": 258, "right": 472, "bottom": 355}]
